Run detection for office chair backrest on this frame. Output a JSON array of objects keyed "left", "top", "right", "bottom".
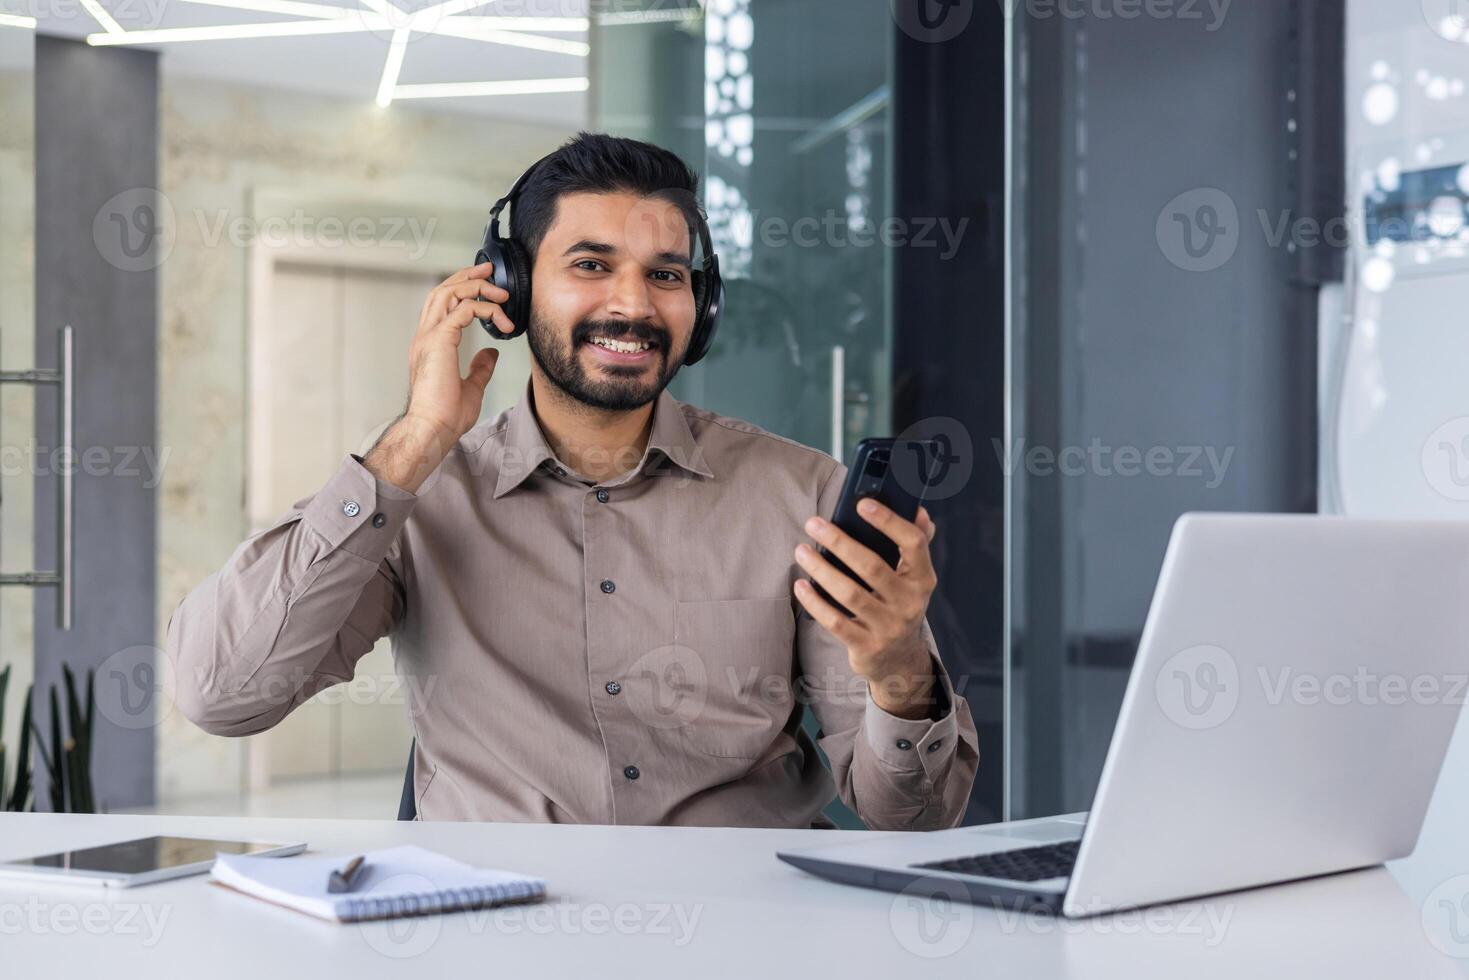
[{"left": 397, "top": 740, "right": 416, "bottom": 820}]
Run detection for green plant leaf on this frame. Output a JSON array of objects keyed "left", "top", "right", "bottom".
[{"left": 10, "top": 687, "right": 33, "bottom": 812}]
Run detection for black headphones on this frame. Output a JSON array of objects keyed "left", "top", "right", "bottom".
[{"left": 474, "top": 153, "right": 726, "bottom": 366}]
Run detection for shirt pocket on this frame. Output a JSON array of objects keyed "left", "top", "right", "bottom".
[{"left": 667, "top": 597, "right": 797, "bottom": 759}]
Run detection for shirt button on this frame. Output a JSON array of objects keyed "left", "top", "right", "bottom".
[
  {"left": 895, "top": 738, "right": 913, "bottom": 750},
  {"left": 605, "top": 680, "right": 622, "bottom": 695},
  {"left": 371, "top": 513, "right": 386, "bottom": 528},
  {"left": 595, "top": 488, "right": 610, "bottom": 503},
  {"left": 600, "top": 579, "right": 616, "bottom": 594},
  {"left": 554, "top": 466, "right": 566, "bottom": 477},
  {"left": 341, "top": 500, "right": 361, "bottom": 518},
  {"left": 623, "top": 765, "right": 640, "bottom": 780},
  {"left": 927, "top": 739, "right": 943, "bottom": 752}
]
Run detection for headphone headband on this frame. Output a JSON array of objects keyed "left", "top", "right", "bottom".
[
  {"left": 488, "top": 150, "right": 557, "bottom": 241},
  {"left": 476, "top": 149, "right": 725, "bottom": 365}
]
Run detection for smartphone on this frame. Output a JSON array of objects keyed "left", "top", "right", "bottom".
[{"left": 809, "top": 438, "right": 943, "bottom": 618}]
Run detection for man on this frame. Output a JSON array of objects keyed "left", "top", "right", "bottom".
[{"left": 169, "top": 132, "right": 978, "bottom": 829}]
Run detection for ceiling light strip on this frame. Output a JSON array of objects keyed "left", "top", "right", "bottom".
[
  {"left": 0, "top": 12, "right": 37, "bottom": 27},
  {"left": 427, "top": 22, "right": 589, "bottom": 55},
  {"left": 410, "top": 0, "right": 497, "bottom": 21},
  {"left": 87, "top": 18, "right": 387, "bottom": 44},
  {"left": 595, "top": 9, "right": 702, "bottom": 27},
  {"left": 80, "top": 0, "right": 125, "bottom": 32},
  {"left": 375, "top": 26, "right": 410, "bottom": 107},
  {"left": 177, "top": 0, "right": 358, "bottom": 19},
  {"left": 439, "top": 16, "right": 588, "bottom": 32},
  {"left": 392, "top": 76, "right": 588, "bottom": 99}
]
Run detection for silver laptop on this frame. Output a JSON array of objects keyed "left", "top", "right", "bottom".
[{"left": 778, "top": 513, "right": 1469, "bottom": 917}]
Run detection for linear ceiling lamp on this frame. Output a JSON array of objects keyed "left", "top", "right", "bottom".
[
  {"left": 392, "top": 76, "right": 589, "bottom": 99},
  {"left": 176, "top": 0, "right": 359, "bottom": 18},
  {"left": 375, "top": 26, "right": 410, "bottom": 107},
  {"left": 435, "top": 16, "right": 588, "bottom": 32},
  {"left": 175, "top": 2, "right": 587, "bottom": 32},
  {"left": 80, "top": 0, "right": 125, "bottom": 33},
  {"left": 79, "top": 0, "right": 589, "bottom": 109},
  {"left": 426, "top": 23, "right": 588, "bottom": 55},
  {"left": 88, "top": 18, "right": 388, "bottom": 43},
  {"left": 87, "top": 14, "right": 586, "bottom": 54}
]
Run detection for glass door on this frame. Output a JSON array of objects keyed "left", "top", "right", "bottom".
[{"left": 0, "top": 28, "right": 35, "bottom": 809}]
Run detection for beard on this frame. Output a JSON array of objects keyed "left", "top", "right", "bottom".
[{"left": 526, "top": 308, "right": 682, "bottom": 412}]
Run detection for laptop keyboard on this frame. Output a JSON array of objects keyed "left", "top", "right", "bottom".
[{"left": 914, "top": 840, "right": 1080, "bottom": 882}]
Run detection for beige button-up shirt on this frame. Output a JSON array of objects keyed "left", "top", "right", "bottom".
[{"left": 168, "top": 378, "right": 979, "bottom": 829}]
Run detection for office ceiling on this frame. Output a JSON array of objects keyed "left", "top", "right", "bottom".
[{"left": 1, "top": 0, "right": 599, "bottom": 124}]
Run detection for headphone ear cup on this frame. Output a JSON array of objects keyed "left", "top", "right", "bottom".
[
  {"left": 501, "top": 238, "right": 533, "bottom": 339},
  {"left": 683, "top": 270, "right": 723, "bottom": 366},
  {"left": 691, "top": 268, "right": 707, "bottom": 312},
  {"left": 476, "top": 238, "right": 531, "bottom": 340}
]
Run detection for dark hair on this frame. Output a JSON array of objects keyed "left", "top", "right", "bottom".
[{"left": 511, "top": 131, "right": 704, "bottom": 265}]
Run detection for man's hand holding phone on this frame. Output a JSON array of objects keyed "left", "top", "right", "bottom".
[
  {"left": 794, "top": 500, "right": 941, "bottom": 721},
  {"left": 363, "top": 261, "right": 515, "bottom": 493}
]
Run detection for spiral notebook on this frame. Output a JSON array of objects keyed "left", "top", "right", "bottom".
[{"left": 210, "top": 845, "right": 546, "bottom": 923}]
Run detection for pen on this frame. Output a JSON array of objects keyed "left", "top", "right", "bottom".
[{"left": 328, "top": 854, "right": 367, "bottom": 893}]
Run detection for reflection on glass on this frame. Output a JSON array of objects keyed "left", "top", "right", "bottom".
[{"left": 593, "top": 0, "right": 893, "bottom": 464}]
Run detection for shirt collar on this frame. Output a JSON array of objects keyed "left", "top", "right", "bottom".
[{"left": 492, "top": 376, "right": 714, "bottom": 499}]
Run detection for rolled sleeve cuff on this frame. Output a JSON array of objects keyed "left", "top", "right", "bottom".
[
  {"left": 862, "top": 637, "right": 961, "bottom": 775},
  {"left": 301, "top": 455, "right": 418, "bottom": 560}
]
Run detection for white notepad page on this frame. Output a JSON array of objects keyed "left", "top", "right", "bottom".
[{"left": 211, "top": 844, "right": 546, "bottom": 922}]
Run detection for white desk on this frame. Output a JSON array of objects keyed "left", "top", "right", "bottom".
[{"left": 0, "top": 812, "right": 1461, "bottom": 979}]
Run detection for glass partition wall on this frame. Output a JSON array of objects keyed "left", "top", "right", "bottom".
[
  {"left": 592, "top": 0, "right": 899, "bottom": 827},
  {"left": 1006, "top": 5, "right": 1333, "bottom": 819},
  {"left": 592, "top": 0, "right": 895, "bottom": 465},
  {"left": 0, "top": 28, "right": 36, "bottom": 812}
]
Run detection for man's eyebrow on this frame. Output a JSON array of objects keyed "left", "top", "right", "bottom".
[
  {"left": 564, "top": 239, "right": 617, "bottom": 258},
  {"left": 654, "top": 250, "right": 695, "bottom": 271},
  {"left": 563, "top": 239, "right": 693, "bottom": 271}
]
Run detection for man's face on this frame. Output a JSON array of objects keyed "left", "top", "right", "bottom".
[{"left": 525, "top": 190, "right": 698, "bottom": 412}]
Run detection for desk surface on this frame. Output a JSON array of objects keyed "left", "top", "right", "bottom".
[{"left": 0, "top": 812, "right": 1462, "bottom": 979}]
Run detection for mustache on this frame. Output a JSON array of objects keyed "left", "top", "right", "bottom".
[{"left": 573, "top": 320, "right": 666, "bottom": 349}]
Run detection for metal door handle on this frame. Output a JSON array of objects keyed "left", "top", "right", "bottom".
[
  {"left": 0, "top": 325, "right": 75, "bottom": 630},
  {"left": 831, "top": 344, "right": 845, "bottom": 465}
]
